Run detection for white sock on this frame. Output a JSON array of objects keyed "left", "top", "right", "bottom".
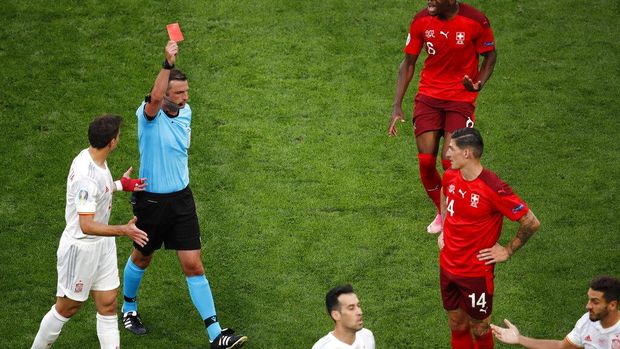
[
  {"left": 96, "top": 313, "right": 120, "bottom": 349},
  {"left": 31, "top": 305, "right": 69, "bottom": 349}
]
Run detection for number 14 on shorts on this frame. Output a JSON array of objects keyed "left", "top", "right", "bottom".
[{"left": 468, "top": 292, "right": 488, "bottom": 314}]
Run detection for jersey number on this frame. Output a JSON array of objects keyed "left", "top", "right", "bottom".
[
  {"left": 426, "top": 42, "right": 436, "bottom": 55},
  {"left": 468, "top": 292, "right": 487, "bottom": 309},
  {"left": 446, "top": 198, "right": 455, "bottom": 216}
]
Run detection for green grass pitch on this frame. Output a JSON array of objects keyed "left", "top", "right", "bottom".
[{"left": 0, "top": 0, "right": 618, "bottom": 348}]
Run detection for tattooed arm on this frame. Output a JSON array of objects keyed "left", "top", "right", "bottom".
[
  {"left": 477, "top": 210, "right": 540, "bottom": 265},
  {"left": 505, "top": 210, "right": 540, "bottom": 257}
]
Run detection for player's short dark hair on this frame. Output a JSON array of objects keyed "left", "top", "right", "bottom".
[
  {"left": 88, "top": 114, "right": 122, "bottom": 149},
  {"left": 452, "top": 127, "right": 484, "bottom": 158},
  {"left": 325, "top": 284, "right": 355, "bottom": 320},
  {"left": 168, "top": 68, "right": 187, "bottom": 83},
  {"left": 590, "top": 276, "right": 620, "bottom": 304}
]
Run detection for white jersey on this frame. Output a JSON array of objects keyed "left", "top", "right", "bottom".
[
  {"left": 566, "top": 312, "right": 620, "bottom": 349},
  {"left": 63, "top": 148, "right": 114, "bottom": 241},
  {"left": 312, "top": 328, "right": 375, "bottom": 349}
]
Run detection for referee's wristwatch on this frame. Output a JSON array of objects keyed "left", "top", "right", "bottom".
[{"left": 162, "top": 60, "right": 174, "bottom": 70}]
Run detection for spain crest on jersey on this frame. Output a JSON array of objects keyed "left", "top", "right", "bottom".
[{"left": 75, "top": 280, "right": 84, "bottom": 293}]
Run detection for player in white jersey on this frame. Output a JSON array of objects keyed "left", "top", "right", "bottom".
[
  {"left": 31, "top": 114, "right": 149, "bottom": 349},
  {"left": 491, "top": 276, "right": 620, "bottom": 349},
  {"left": 312, "top": 285, "right": 376, "bottom": 349}
]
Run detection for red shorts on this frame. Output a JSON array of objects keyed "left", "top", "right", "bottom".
[
  {"left": 440, "top": 267, "right": 494, "bottom": 320},
  {"left": 413, "top": 94, "right": 475, "bottom": 136}
]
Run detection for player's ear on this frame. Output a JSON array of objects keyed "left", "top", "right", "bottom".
[
  {"left": 330, "top": 309, "right": 341, "bottom": 322},
  {"left": 109, "top": 135, "right": 119, "bottom": 149}
]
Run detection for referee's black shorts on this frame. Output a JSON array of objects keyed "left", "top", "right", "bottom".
[{"left": 131, "top": 186, "right": 201, "bottom": 256}]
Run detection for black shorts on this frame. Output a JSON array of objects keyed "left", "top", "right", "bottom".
[{"left": 131, "top": 186, "right": 201, "bottom": 255}]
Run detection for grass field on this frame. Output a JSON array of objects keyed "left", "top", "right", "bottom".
[{"left": 1, "top": 0, "right": 618, "bottom": 348}]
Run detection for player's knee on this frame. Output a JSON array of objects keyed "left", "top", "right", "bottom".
[
  {"left": 131, "top": 251, "right": 153, "bottom": 269},
  {"left": 471, "top": 321, "right": 491, "bottom": 337},
  {"left": 96, "top": 302, "right": 117, "bottom": 316},
  {"left": 448, "top": 317, "right": 469, "bottom": 331},
  {"left": 55, "top": 302, "right": 81, "bottom": 318},
  {"left": 182, "top": 263, "right": 204, "bottom": 276}
]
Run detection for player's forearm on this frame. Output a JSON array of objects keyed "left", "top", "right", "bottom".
[
  {"left": 505, "top": 210, "right": 540, "bottom": 256},
  {"left": 393, "top": 58, "right": 416, "bottom": 107},
  {"left": 149, "top": 69, "right": 171, "bottom": 104},
  {"left": 517, "top": 336, "right": 569, "bottom": 349},
  {"left": 440, "top": 190, "right": 447, "bottom": 224},
  {"left": 477, "top": 50, "right": 497, "bottom": 88},
  {"left": 79, "top": 217, "right": 127, "bottom": 237}
]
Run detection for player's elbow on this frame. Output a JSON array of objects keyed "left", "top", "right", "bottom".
[
  {"left": 526, "top": 211, "right": 541, "bottom": 233},
  {"left": 531, "top": 217, "right": 541, "bottom": 232},
  {"left": 78, "top": 216, "right": 96, "bottom": 235},
  {"left": 483, "top": 50, "right": 497, "bottom": 62},
  {"left": 148, "top": 94, "right": 164, "bottom": 105}
]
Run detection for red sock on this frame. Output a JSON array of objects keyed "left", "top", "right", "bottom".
[
  {"left": 451, "top": 329, "right": 474, "bottom": 349},
  {"left": 417, "top": 153, "right": 441, "bottom": 212},
  {"left": 441, "top": 159, "right": 451, "bottom": 171},
  {"left": 474, "top": 330, "right": 494, "bottom": 349}
]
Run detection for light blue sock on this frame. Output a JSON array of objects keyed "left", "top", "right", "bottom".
[
  {"left": 122, "top": 257, "right": 145, "bottom": 313},
  {"left": 186, "top": 275, "right": 222, "bottom": 340}
]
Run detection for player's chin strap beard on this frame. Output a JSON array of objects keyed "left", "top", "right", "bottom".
[{"left": 163, "top": 96, "right": 181, "bottom": 114}]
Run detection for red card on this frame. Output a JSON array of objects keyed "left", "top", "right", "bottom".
[{"left": 166, "top": 23, "right": 184, "bottom": 42}]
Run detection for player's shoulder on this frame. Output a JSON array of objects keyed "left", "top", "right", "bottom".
[
  {"left": 457, "top": 3, "right": 491, "bottom": 28},
  {"left": 443, "top": 168, "right": 459, "bottom": 181},
  {"left": 412, "top": 7, "right": 431, "bottom": 23},
  {"left": 71, "top": 150, "right": 103, "bottom": 182},
  {"left": 574, "top": 312, "right": 591, "bottom": 327},
  {"left": 311, "top": 332, "right": 335, "bottom": 349},
  {"left": 358, "top": 328, "right": 375, "bottom": 340},
  {"left": 477, "top": 168, "right": 514, "bottom": 196},
  {"left": 71, "top": 149, "right": 92, "bottom": 171}
]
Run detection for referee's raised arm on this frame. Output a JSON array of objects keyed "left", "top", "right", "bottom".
[{"left": 144, "top": 41, "right": 178, "bottom": 118}]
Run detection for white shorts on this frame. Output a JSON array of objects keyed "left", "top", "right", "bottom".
[{"left": 56, "top": 236, "right": 119, "bottom": 302}]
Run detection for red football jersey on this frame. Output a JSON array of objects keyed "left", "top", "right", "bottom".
[
  {"left": 404, "top": 3, "right": 495, "bottom": 103},
  {"left": 440, "top": 168, "right": 529, "bottom": 277}
]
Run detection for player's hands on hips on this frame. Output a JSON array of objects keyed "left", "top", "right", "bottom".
[
  {"left": 437, "top": 232, "right": 445, "bottom": 250},
  {"left": 477, "top": 243, "right": 510, "bottom": 264},
  {"left": 388, "top": 106, "right": 406, "bottom": 136},
  {"left": 490, "top": 319, "right": 521, "bottom": 344},
  {"left": 463, "top": 75, "right": 483, "bottom": 92},
  {"left": 165, "top": 40, "right": 178, "bottom": 66},
  {"left": 120, "top": 167, "right": 147, "bottom": 192},
  {"left": 125, "top": 216, "right": 149, "bottom": 247}
]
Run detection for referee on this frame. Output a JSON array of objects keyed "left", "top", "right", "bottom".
[{"left": 120, "top": 40, "right": 247, "bottom": 349}]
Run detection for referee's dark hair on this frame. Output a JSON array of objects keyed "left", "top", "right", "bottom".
[
  {"left": 452, "top": 127, "right": 484, "bottom": 159},
  {"left": 88, "top": 114, "right": 122, "bottom": 149},
  {"left": 168, "top": 68, "right": 187, "bottom": 83},
  {"left": 590, "top": 276, "right": 620, "bottom": 304},
  {"left": 325, "top": 284, "right": 355, "bottom": 321}
]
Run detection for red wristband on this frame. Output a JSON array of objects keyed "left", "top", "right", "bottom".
[{"left": 120, "top": 177, "right": 143, "bottom": 192}]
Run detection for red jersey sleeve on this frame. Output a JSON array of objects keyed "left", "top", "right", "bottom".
[
  {"left": 475, "top": 20, "right": 495, "bottom": 54},
  {"left": 458, "top": 4, "right": 495, "bottom": 55},
  {"left": 479, "top": 170, "right": 529, "bottom": 221},
  {"left": 404, "top": 11, "right": 427, "bottom": 55}
]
